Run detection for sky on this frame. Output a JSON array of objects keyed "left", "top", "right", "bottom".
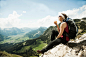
[{"left": 0, "top": 0, "right": 86, "bottom": 29}]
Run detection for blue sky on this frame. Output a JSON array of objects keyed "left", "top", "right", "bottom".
[{"left": 0, "top": 0, "right": 86, "bottom": 28}]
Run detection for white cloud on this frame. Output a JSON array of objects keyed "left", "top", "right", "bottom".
[
  {"left": 23, "top": 15, "right": 58, "bottom": 28},
  {"left": 37, "top": 15, "right": 59, "bottom": 27},
  {"left": 58, "top": 5, "right": 86, "bottom": 19},
  {"left": 34, "top": 5, "right": 86, "bottom": 28},
  {"left": 23, "top": 11, "right": 26, "bottom": 13},
  {"left": 23, "top": 15, "right": 59, "bottom": 28},
  {"left": 0, "top": 11, "right": 22, "bottom": 29},
  {"left": 8, "top": 11, "right": 22, "bottom": 19}
]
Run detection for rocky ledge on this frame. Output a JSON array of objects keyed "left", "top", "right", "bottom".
[{"left": 40, "top": 33, "right": 86, "bottom": 57}]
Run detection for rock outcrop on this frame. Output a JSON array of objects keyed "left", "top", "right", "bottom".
[{"left": 40, "top": 33, "right": 86, "bottom": 57}]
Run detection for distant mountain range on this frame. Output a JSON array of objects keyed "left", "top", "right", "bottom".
[
  {"left": 0, "top": 27, "right": 36, "bottom": 36},
  {"left": 25, "top": 27, "right": 47, "bottom": 39},
  {"left": 0, "top": 27, "right": 47, "bottom": 43}
]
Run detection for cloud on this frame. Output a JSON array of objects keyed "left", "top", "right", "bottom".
[
  {"left": 21, "top": 15, "right": 58, "bottom": 28},
  {"left": 0, "top": 11, "right": 35, "bottom": 29},
  {"left": 25, "top": 15, "right": 59, "bottom": 28},
  {"left": 37, "top": 15, "right": 58, "bottom": 27},
  {"left": 8, "top": 11, "right": 22, "bottom": 18},
  {"left": 35, "top": 5, "right": 86, "bottom": 28},
  {"left": 0, "top": 11, "right": 22, "bottom": 28},
  {"left": 23, "top": 11, "right": 26, "bottom": 13},
  {"left": 58, "top": 5, "right": 86, "bottom": 19}
]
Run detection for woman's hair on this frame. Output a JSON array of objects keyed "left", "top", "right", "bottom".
[{"left": 61, "top": 13, "right": 68, "bottom": 19}]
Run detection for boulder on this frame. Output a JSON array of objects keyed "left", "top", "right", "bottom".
[{"left": 40, "top": 33, "right": 86, "bottom": 57}]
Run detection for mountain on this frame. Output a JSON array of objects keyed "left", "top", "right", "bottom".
[
  {"left": 25, "top": 27, "right": 47, "bottom": 39},
  {"left": 0, "top": 34, "right": 4, "bottom": 41},
  {"left": 0, "top": 27, "right": 24, "bottom": 36},
  {"left": 0, "top": 18, "right": 86, "bottom": 57},
  {"left": 20, "top": 27, "right": 36, "bottom": 33},
  {"left": 74, "top": 19, "right": 86, "bottom": 35},
  {"left": 0, "top": 34, "right": 8, "bottom": 41},
  {"left": 73, "top": 19, "right": 81, "bottom": 22},
  {"left": 0, "top": 27, "right": 44, "bottom": 44},
  {"left": 82, "top": 17, "right": 86, "bottom": 20},
  {"left": 0, "top": 35, "right": 48, "bottom": 57},
  {"left": 0, "top": 27, "right": 35, "bottom": 44},
  {"left": 0, "top": 27, "right": 34, "bottom": 36}
]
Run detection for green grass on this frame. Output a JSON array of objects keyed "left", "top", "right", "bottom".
[
  {"left": 32, "top": 41, "right": 47, "bottom": 56},
  {"left": 32, "top": 40, "right": 47, "bottom": 52},
  {"left": 16, "top": 46, "right": 30, "bottom": 53},
  {"left": 15, "top": 40, "right": 47, "bottom": 53}
]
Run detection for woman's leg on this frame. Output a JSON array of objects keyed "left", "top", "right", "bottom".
[
  {"left": 37, "top": 30, "right": 59, "bottom": 54},
  {"left": 37, "top": 38, "right": 68, "bottom": 54},
  {"left": 51, "top": 30, "right": 59, "bottom": 41},
  {"left": 37, "top": 30, "right": 68, "bottom": 54},
  {"left": 41, "top": 38, "right": 63, "bottom": 53}
]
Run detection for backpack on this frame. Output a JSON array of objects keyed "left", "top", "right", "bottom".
[{"left": 63, "top": 18, "right": 78, "bottom": 39}]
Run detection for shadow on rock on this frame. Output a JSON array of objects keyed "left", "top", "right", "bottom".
[{"left": 67, "top": 40, "right": 86, "bottom": 48}]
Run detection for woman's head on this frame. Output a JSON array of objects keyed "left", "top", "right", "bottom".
[
  {"left": 61, "top": 13, "right": 68, "bottom": 19},
  {"left": 58, "top": 13, "right": 68, "bottom": 22}
]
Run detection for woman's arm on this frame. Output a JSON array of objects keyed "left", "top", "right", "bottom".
[
  {"left": 54, "top": 21, "right": 60, "bottom": 32},
  {"left": 56, "top": 24, "right": 60, "bottom": 32},
  {"left": 56, "top": 22, "right": 67, "bottom": 39}
]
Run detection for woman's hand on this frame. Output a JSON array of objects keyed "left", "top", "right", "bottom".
[
  {"left": 54, "top": 21, "right": 60, "bottom": 32},
  {"left": 54, "top": 21, "right": 57, "bottom": 25}
]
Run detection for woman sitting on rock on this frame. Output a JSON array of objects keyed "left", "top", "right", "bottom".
[{"left": 37, "top": 13, "right": 69, "bottom": 54}]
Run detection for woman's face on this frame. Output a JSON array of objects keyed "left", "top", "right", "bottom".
[{"left": 58, "top": 16, "right": 63, "bottom": 21}]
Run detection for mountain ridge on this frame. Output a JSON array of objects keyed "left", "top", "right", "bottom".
[
  {"left": 25, "top": 27, "right": 47, "bottom": 39},
  {"left": 0, "top": 27, "right": 36, "bottom": 36}
]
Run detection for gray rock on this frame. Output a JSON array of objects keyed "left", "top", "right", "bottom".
[{"left": 40, "top": 33, "right": 86, "bottom": 57}]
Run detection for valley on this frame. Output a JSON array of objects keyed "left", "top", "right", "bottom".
[{"left": 0, "top": 33, "right": 29, "bottom": 44}]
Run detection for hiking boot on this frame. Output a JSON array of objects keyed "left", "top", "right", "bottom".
[{"left": 37, "top": 50, "right": 43, "bottom": 54}]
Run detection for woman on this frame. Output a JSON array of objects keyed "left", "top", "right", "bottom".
[{"left": 37, "top": 13, "right": 69, "bottom": 54}]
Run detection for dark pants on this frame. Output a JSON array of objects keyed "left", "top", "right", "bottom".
[{"left": 41, "top": 30, "right": 68, "bottom": 53}]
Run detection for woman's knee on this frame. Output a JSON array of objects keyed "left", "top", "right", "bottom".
[
  {"left": 52, "top": 30, "right": 56, "bottom": 33},
  {"left": 52, "top": 30, "right": 58, "bottom": 35},
  {"left": 52, "top": 38, "right": 62, "bottom": 44},
  {"left": 52, "top": 30, "right": 57, "bottom": 34}
]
